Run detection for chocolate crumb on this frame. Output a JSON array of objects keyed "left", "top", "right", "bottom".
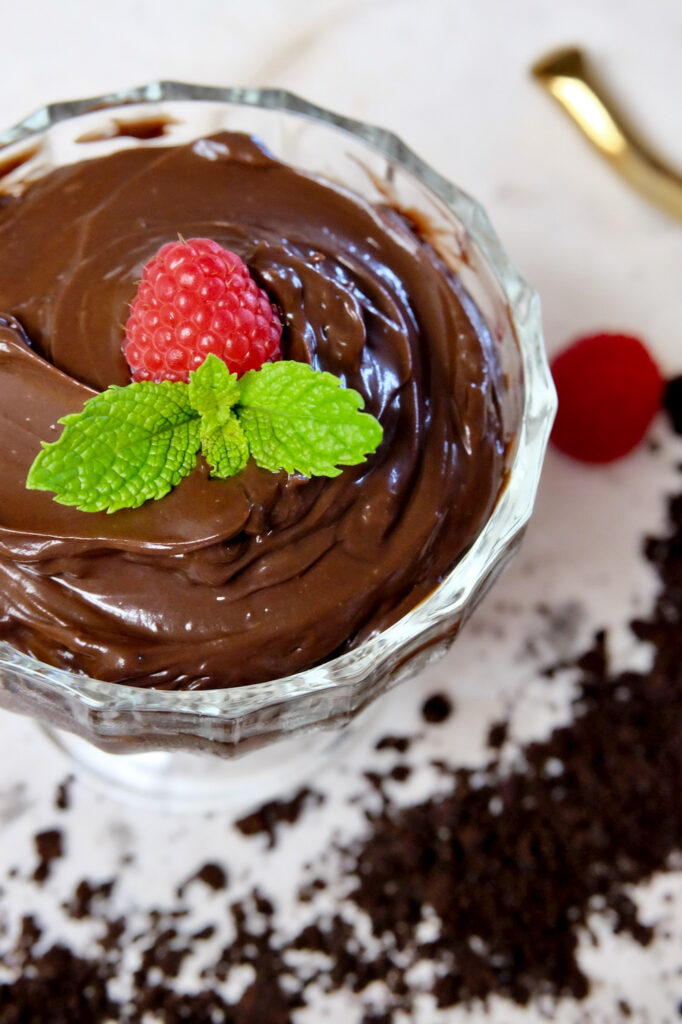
[
  {"left": 64, "top": 878, "right": 115, "bottom": 919},
  {"left": 134, "top": 925, "right": 193, "bottom": 986},
  {"left": 664, "top": 375, "right": 682, "bottom": 435},
  {"left": 177, "top": 861, "right": 227, "bottom": 897},
  {"left": 487, "top": 719, "right": 508, "bottom": 749},
  {"left": 196, "top": 861, "right": 227, "bottom": 890},
  {"left": 54, "top": 775, "right": 74, "bottom": 811},
  {"left": 16, "top": 914, "right": 41, "bottom": 953},
  {"left": 363, "top": 771, "right": 388, "bottom": 798},
  {"left": 375, "top": 735, "right": 412, "bottom": 753},
  {"left": 299, "top": 877, "right": 327, "bottom": 903},
  {"left": 32, "top": 828, "right": 63, "bottom": 883},
  {"left": 235, "top": 787, "right": 323, "bottom": 849},
  {"left": 98, "top": 916, "right": 125, "bottom": 954},
  {"left": 389, "top": 765, "right": 411, "bottom": 783},
  {"left": 421, "top": 692, "right": 453, "bottom": 723}
]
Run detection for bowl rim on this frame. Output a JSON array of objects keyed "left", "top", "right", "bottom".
[{"left": 0, "top": 82, "right": 557, "bottom": 718}]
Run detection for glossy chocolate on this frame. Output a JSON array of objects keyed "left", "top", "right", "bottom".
[{"left": 0, "top": 133, "right": 508, "bottom": 689}]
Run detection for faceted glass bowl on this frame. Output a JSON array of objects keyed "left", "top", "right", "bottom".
[{"left": 0, "top": 84, "right": 556, "bottom": 766}]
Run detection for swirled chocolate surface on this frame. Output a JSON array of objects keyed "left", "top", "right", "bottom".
[{"left": 0, "top": 133, "right": 508, "bottom": 689}]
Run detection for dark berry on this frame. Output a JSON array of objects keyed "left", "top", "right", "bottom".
[{"left": 550, "top": 332, "right": 664, "bottom": 463}]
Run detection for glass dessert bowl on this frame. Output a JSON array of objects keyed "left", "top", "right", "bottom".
[{"left": 0, "top": 84, "right": 555, "bottom": 804}]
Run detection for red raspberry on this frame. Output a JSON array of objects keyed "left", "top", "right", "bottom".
[
  {"left": 124, "top": 238, "right": 282, "bottom": 382},
  {"left": 550, "top": 332, "right": 664, "bottom": 463}
]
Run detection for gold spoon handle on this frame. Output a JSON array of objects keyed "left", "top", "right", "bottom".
[{"left": 532, "top": 46, "right": 682, "bottom": 222}]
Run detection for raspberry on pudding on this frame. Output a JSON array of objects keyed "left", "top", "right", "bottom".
[{"left": 125, "top": 238, "right": 282, "bottom": 382}]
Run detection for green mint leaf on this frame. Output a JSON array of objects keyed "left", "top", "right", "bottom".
[
  {"left": 200, "top": 412, "right": 250, "bottom": 478},
  {"left": 236, "top": 361, "right": 383, "bottom": 477},
  {"left": 27, "top": 381, "right": 201, "bottom": 513},
  {"left": 188, "top": 353, "right": 240, "bottom": 424}
]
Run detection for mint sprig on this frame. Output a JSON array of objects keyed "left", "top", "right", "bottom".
[{"left": 27, "top": 355, "right": 383, "bottom": 513}]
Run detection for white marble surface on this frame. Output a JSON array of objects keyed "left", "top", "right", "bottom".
[{"left": 1, "top": 0, "right": 681, "bottom": 1020}]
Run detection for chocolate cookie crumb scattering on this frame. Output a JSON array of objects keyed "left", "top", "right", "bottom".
[
  {"left": 421, "top": 692, "right": 453, "bottom": 723},
  {"left": 1, "top": 450, "right": 681, "bottom": 1020}
]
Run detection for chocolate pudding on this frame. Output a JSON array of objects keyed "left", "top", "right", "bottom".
[{"left": 0, "top": 132, "right": 509, "bottom": 690}]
